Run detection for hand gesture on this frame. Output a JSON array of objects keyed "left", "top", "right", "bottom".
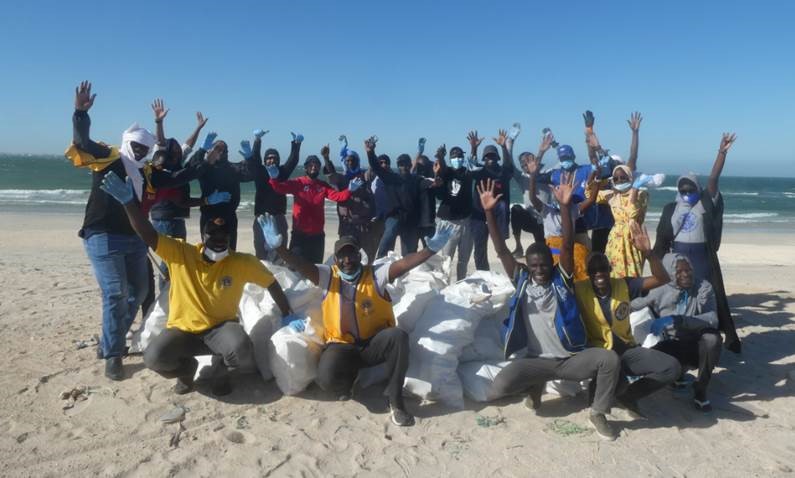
[
  {"left": 338, "top": 134, "right": 348, "bottom": 148},
  {"left": 201, "top": 132, "right": 218, "bottom": 151},
  {"left": 99, "top": 171, "right": 134, "bottom": 204},
  {"left": 418, "top": 137, "right": 426, "bottom": 154},
  {"left": 435, "top": 143, "right": 446, "bottom": 160},
  {"left": 238, "top": 140, "right": 252, "bottom": 159},
  {"left": 206, "top": 190, "right": 231, "bottom": 205},
  {"left": 493, "top": 129, "right": 508, "bottom": 147},
  {"left": 321, "top": 144, "right": 330, "bottom": 158},
  {"left": 476, "top": 178, "right": 503, "bottom": 212},
  {"left": 266, "top": 164, "right": 280, "bottom": 178},
  {"left": 719, "top": 132, "right": 737, "bottom": 154},
  {"left": 151, "top": 98, "right": 169, "bottom": 122},
  {"left": 627, "top": 111, "right": 642, "bottom": 131},
  {"left": 583, "top": 110, "right": 595, "bottom": 129},
  {"left": 74, "top": 81, "right": 96, "bottom": 112},
  {"left": 257, "top": 214, "right": 284, "bottom": 250},
  {"left": 552, "top": 177, "right": 575, "bottom": 206},
  {"left": 467, "top": 130, "right": 484, "bottom": 150},
  {"left": 253, "top": 128, "right": 268, "bottom": 139},
  {"left": 540, "top": 129, "right": 555, "bottom": 152},
  {"left": 196, "top": 112, "right": 209, "bottom": 129},
  {"left": 349, "top": 177, "right": 364, "bottom": 192},
  {"left": 629, "top": 220, "right": 651, "bottom": 253},
  {"left": 364, "top": 135, "right": 378, "bottom": 153},
  {"left": 291, "top": 132, "right": 304, "bottom": 144},
  {"left": 425, "top": 220, "right": 461, "bottom": 253}
]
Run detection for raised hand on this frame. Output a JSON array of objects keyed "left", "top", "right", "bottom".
[
  {"left": 151, "top": 98, "right": 169, "bottom": 122},
  {"left": 424, "top": 220, "right": 461, "bottom": 252},
  {"left": 719, "top": 132, "right": 737, "bottom": 154},
  {"left": 99, "top": 171, "right": 134, "bottom": 204},
  {"left": 321, "top": 144, "right": 330, "bottom": 158},
  {"left": 493, "top": 129, "right": 508, "bottom": 147},
  {"left": 364, "top": 135, "right": 378, "bottom": 153},
  {"left": 238, "top": 140, "right": 252, "bottom": 159},
  {"left": 476, "top": 178, "right": 503, "bottom": 212},
  {"left": 348, "top": 177, "right": 364, "bottom": 192},
  {"left": 435, "top": 144, "right": 446, "bottom": 160},
  {"left": 201, "top": 132, "right": 218, "bottom": 151},
  {"left": 418, "top": 137, "right": 426, "bottom": 154},
  {"left": 552, "top": 177, "right": 575, "bottom": 206},
  {"left": 508, "top": 122, "right": 521, "bottom": 141},
  {"left": 265, "top": 164, "right": 280, "bottom": 178},
  {"left": 540, "top": 129, "right": 555, "bottom": 152},
  {"left": 338, "top": 134, "right": 348, "bottom": 148},
  {"left": 583, "top": 110, "right": 595, "bottom": 128},
  {"left": 627, "top": 111, "right": 643, "bottom": 131},
  {"left": 253, "top": 128, "right": 268, "bottom": 139},
  {"left": 196, "top": 112, "right": 209, "bottom": 129},
  {"left": 74, "top": 81, "right": 96, "bottom": 112},
  {"left": 629, "top": 220, "right": 651, "bottom": 253},
  {"left": 206, "top": 189, "right": 231, "bottom": 205},
  {"left": 291, "top": 132, "right": 304, "bottom": 144},
  {"left": 467, "top": 130, "right": 484, "bottom": 150},
  {"left": 257, "top": 214, "right": 284, "bottom": 250}
]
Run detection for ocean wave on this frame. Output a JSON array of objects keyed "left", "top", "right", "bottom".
[{"left": 0, "top": 189, "right": 90, "bottom": 205}]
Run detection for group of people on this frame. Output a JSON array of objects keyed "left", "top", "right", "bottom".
[{"left": 68, "top": 81, "right": 740, "bottom": 435}]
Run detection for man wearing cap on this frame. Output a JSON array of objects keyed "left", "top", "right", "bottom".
[
  {"left": 98, "top": 171, "right": 294, "bottom": 396},
  {"left": 257, "top": 214, "right": 460, "bottom": 426},
  {"left": 433, "top": 142, "right": 475, "bottom": 280},
  {"left": 269, "top": 153, "right": 361, "bottom": 263}
]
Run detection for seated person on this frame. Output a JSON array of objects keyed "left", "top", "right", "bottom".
[
  {"left": 574, "top": 222, "right": 681, "bottom": 417},
  {"left": 99, "top": 171, "right": 292, "bottom": 396},
  {"left": 257, "top": 214, "right": 459, "bottom": 427},
  {"left": 631, "top": 253, "right": 722, "bottom": 412},
  {"left": 478, "top": 178, "right": 622, "bottom": 441}
]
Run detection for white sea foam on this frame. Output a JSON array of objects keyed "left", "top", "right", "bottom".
[{"left": 0, "top": 189, "right": 89, "bottom": 205}]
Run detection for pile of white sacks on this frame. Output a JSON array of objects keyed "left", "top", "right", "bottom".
[{"left": 129, "top": 253, "right": 660, "bottom": 409}]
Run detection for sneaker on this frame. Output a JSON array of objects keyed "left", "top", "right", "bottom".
[
  {"left": 211, "top": 377, "right": 233, "bottom": 396},
  {"left": 693, "top": 398, "right": 712, "bottom": 412},
  {"left": 589, "top": 412, "right": 618, "bottom": 441},
  {"left": 105, "top": 357, "right": 124, "bottom": 381},
  {"left": 173, "top": 376, "right": 194, "bottom": 395},
  {"left": 616, "top": 397, "right": 646, "bottom": 420},
  {"left": 390, "top": 406, "right": 415, "bottom": 427}
]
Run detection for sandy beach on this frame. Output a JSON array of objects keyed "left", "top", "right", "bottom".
[{"left": 1, "top": 210, "right": 794, "bottom": 477}]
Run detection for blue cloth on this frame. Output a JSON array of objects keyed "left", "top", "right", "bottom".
[{"left": 83, "top": 233, "right": 149, "bottom": 358}]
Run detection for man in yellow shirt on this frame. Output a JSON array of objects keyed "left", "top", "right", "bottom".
[
  {"left": 257, "top": 213, "right": 458, "bottom": 427},
  {"left": 100, "top": 171, "right": 293, "bottom": 395}
]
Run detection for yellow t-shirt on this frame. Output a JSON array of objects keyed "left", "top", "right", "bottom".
[{"left": 155, "top": 235, "right": 275, "bottom": 333}]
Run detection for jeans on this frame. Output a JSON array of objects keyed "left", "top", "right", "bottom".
[
  {"left": 376, "top": 216, "right": 419, "bottom": 259},
  {"left": 253, "top": 215, "right": 288, "bottom": 262},
  {"left": 457, "top": 218, "right": 491, "bottom": 280},
  {"left": 83, "top": 233, "right": 149, "bottom": 358}
]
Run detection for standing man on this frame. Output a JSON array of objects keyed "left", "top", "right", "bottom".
[{"left": 433, "top": 143, "right": 475, "bottom": 280}]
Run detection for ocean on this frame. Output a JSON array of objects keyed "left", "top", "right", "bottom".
[{"left": 2, "top": 154, "right": 795, "bottom": 232}]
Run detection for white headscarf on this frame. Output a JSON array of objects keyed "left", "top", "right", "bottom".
[{"left": 120, "top": 123, "right": 156, "bottom": 200}]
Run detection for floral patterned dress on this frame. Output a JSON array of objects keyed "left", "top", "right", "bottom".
[{"left": 597, "top": 189, "right": 649, "bottom": 278}]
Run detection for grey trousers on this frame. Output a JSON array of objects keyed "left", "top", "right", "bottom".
[
  {"left": 615, "top": 343, "right": 682, "bottom": 402},
  {"left": 143, "top": 321, "right": 255, "bottom": 382},
  {"left": 489, "top": 347, "right": 621, "bottom": 415}
]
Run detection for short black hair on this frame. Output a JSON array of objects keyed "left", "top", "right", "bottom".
[
  {"left": 586, "top": 252, "right": 611, "bottom": 273},
  {"left": 525, "top": 242, "right": 553, "bottom": 263}
]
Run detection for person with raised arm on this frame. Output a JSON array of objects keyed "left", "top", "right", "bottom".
[
  {"left": 269, "top": 147, "right": 359, "bottom": 263},
  {"left": 257, "top": 214, "right": 460, "bottom": 426},
  {"left": 240, "top": 129, "right": 301, "bottom": 261},
  {"left": 65, "top": 82, "right": 156, "bottom": 380},
  {"left": 480, "top": 178, "right": 622, "bottom": 441},
  {"left": 99, "top": 171, "right": 293, "bottom": 396},
  {"left": 575, "top": 223, "right": 681, "bottom": 418},
  {"left": 652, "top": 133, "right": 740, "bottom": 353}
]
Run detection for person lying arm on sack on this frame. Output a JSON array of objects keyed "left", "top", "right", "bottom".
[
  {"left": 630, "top": 253, "right": 721, "bottom": 412},
  {"left": 100, "top": 171, "right": 293, "bottom": 397},
  {"left": 258, "top": 213, "right": 459, "bottom": 427},
  {"left": 479, "top": 177, "right": 622, "bottom": 441}
]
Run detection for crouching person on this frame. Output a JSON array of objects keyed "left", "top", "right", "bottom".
[
  {"left": 479, "top": 178, "right": 622, "bottom": 441},
  {"left": 100, "top": 172, "right": 293, "bottom": 395},
  {"left": 258, "top": 214, "right": 459, "bottom": 427},
  {"left": 631, "top": 253, "right": 722, "bottom": 412}
]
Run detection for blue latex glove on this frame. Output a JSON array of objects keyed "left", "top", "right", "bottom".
[
  {"left": 253, "top": 128, "right": 269, "bottom": 139},
  {"left": 291, "top": 132, "right": 304, "bottom": 144},
  {"left": 201, "top": 132, "right": 218, "bottom": 151},
  {"left": 650, "top": 316, "right": 675, "bottom": 336},
  {"left": 256, "top": 214, "right": 284, "bottom": 249},
  {"left": 425, "top": 220, "right": 460, "bottom": 252},
  {"left": 99, "top": 171, "right": 134, "bottom": 204},
  {"left": 206, "top": 189, "right": 231, "bottom": 205},
  {"left": 348, "top": 177, "right": 364, "bottom": 192},
  {"left": 281, "top": 314, "right": 306, "bottom": 332},
  {"left": 266, "top": 164, "right": 280, "bottom": 179},
  {"left": 239, "top": 140, "right": 252, "bottom": 159},
  {"left": 418, "top": 137, "right": 426, "bottom": 154},
  {"left": 633, "top": 173, "right": 665, "bottom": 189}
]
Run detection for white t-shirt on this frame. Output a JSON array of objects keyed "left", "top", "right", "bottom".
[
  {"left": 317, "top": 264, "right": 392, "bottom": 339},
  {"left": 542, "top": 202, "right": 579, "bottom": 238}
]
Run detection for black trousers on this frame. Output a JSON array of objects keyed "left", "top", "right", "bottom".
[
  {"left": 143, "top": 321, "right": 255, "bottom": 381},
  {"left": 591, "top": 227, "right": 611, "bottom": 254},
  {"left": 489, "top": 347, "right": 621, "bottom": 414},
  {"left": 316, "top": 327, "right": 409, "bottom": 409},
  {"left": 510, "top": 204, "right": 545, "bottom": 245},
  {"left": 614, "top": 342, "right": 682, "bottom": 402},
  {"left": 653, "top": 330, "right": 722, "bottom": 397},
  {"left": 289, "top": 230, "right": 325, "bottom": 264}
]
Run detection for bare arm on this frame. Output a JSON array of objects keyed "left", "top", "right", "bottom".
[
  {"left": 626, "top": 112, "right": 642, "bottom": 172},
  {"left": 184, "top": 112, "right": 208, "bottom": 150},
  {"left": 267, "top": 281, "right": 293, "bottom": 316},
  {"left": 478, "top": 178, "right": 518, "bottom": 278},
  {"left": 72, "top": 81, "right": 111, "bottom": 157},
  {"left": 122, "top": 200, "right": 159, "bottom": 249},
  {"left": 554, "top": 182, "right": 576, "bottom": 277},
  {"left": 388, "top": 249, "right": 434, "bottom": 282},
  {"left": 275, "top": 245, "right": 320, "bottom": 285},
  {"left": 151, "top": 99, "right": 168, "bottom": 147},
  {"left": 630, "top": 221, "right": 670, "bottom": 291},
  {"left": 708, "top": 132, "right": 736, "bottom": 198}
]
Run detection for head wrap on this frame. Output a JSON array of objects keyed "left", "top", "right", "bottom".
[
  {"left": 120, "top": 123, "right": 156, "bottom": 200},
  {"left": 671, "top": 173, "right": 704, "bottom": 233}
]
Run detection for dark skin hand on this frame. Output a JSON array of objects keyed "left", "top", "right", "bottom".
[
  {"left": 74, "top": 81, "right": 96, "bottom": 112},
  {"left": 708, "top": 132, "right": 736, "bottom": 197}
]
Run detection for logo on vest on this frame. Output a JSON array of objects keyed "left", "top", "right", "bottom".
[
  {"left": 614, "top": 302, "right": 630, "bottom": 321},
  {"left": 220, "top": 276, "right": 233, "bottom": 288},
  {"left": 361, "top": 298, "right": 374, "bottom": 316}
]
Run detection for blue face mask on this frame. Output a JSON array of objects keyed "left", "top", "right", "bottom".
[
  {"left": 681, "top": 192, "right": 700, "bottom": 206},
  {"left": 560, "top": 160, "right": 575, "bottom": 171},
  {"left": 613, "top": 182, "right": 632, "bottom": 193},
  {"left": 338, "top": 265, "right": 362, "bottom": 282},
  {"left": 450, "top": 157, "right": 464, "bottom": 169}
]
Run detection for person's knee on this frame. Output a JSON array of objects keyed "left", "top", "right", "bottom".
[
  {"left": 222, "top": 335, "right": 255, "bottom": 373},
  {"left": 596, "top": 349, "right": 621, "bottom": 372},
  {"left": 316, "top": 364, "right": 353, "bottom": 394},
  {"left": 661, "top": 355, "right": 682, "bottom": 382},
  {"left": 700, "top": 331, "right": 723, "bottom": 351},
  {"left": 143, "top": 343, "right": 171, "bottom": 372},
  {"left": 382, "top": 327, "right": 409, "bottom": 350}
]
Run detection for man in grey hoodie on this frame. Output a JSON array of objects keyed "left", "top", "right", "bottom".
[{"left": 631, "top": 253, "right": 722, "bottom": 412}]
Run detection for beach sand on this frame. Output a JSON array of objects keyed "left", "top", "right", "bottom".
[{"left": 1, "top": 211, "right": 794, "bottom": 477}]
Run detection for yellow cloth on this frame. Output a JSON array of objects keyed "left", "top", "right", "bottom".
[
  {"left": 155, "top": 235, "right": 275, "bottom": 333},
  {"left": 321, "top": 265, "right": 395, "bottom": 344},
  {"left": 574, "top": 277, "right": 635, "bottom": 350},
  {"left": 546, "top": 236, "right": 589, "bottom": 281},
  {"left": 597, "top": 189, "right": 649, "bottom": 278},
  {"left": 64, "top": 144, "right": 120, "bottom": 171}
]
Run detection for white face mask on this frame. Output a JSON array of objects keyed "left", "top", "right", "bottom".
[
  {"left": 613, "top": 182, "right": 632, "bottom": 193},
  {"left": 203, "top": 247, "right": 229, "bottom": 262}
]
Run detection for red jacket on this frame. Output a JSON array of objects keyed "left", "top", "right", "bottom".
[{"left": 269, "top": 176, "right": 351, "bottom": 234}]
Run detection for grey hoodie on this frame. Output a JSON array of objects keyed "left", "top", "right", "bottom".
[{"left": 631, "top": 253, "right": 718, "bottom": 330}]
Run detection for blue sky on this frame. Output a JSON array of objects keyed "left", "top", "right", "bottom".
[{"left": 1, "top": 0, "right": 794, "bottom": 176}]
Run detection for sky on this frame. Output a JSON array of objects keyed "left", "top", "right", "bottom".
[{"left": 1, "top": 0, "right": 794, "bottom": 176}]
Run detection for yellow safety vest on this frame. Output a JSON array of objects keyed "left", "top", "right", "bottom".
[
  {"left": 575, "top": 278, "right": 635, "bottom": 350},
  {"left": 321, "top": 266, "right": 395, "bottom": 344}
]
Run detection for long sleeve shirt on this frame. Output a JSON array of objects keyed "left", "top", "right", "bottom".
[
  {"left": 195, "top": 155, "right": 253, "bottom": 218},
  {"left": 246, "top": 139, "right": 300, "bottom": 216},
  {"left": 269, "top": 176, "right": 352, "bottom": 235}
]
